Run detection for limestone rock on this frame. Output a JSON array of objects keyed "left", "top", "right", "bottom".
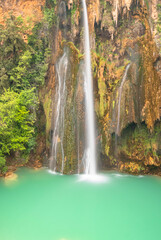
[
  {"left": 0, "top": 0, "right": 45, "bottom": 25},
  {"left": 5, "top": 172, "right": 18, "bottom": 181}
]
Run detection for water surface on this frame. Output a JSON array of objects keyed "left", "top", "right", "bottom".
[{"left": 0, "top": 168, "right": 161, "bottom": 240}]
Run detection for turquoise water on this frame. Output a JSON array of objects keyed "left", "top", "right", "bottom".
[{"left": 0, "top": 168, "right": 161, "bottom": 240}]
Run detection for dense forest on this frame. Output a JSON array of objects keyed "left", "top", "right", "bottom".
[{"left": 0, "top": 5, "right": 52, "bottom": 174}]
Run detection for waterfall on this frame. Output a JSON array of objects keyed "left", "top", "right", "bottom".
[
  {"left": 116, "top": 63, "right": 131, "bottom": 136},
  {"left": 50, "top": 49, "right": 68, "bottom": 173},
  {"left": 82, "top": 0, "right": 96, "bottom": 175}
]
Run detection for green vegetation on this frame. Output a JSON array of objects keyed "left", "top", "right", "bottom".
[
  {"left": 0, "top": 12, "right": 52, "bottom": 173},
  {"left": 118, "top": 122, "right": 161, "bottom": 165},
  {"left": 144, "top": 0, "right": 149, "bottom": 10},
  {"left": 157, "top": 5, "right": 161, "bottom": 32},
  {"left": 157, "top": 4, "right": 161, "bottom": 54},
  {"left": 71, "top": 2, "right": 77, "bottom": 25},
  {"left": 0, "top": 89, "right": 38, "bottom": 158},
  {"left": 44, "top": 7, "right": 57, "bottom": 28}
]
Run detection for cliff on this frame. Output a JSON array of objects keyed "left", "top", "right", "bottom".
[
  {"left": 45, "top": 0, "right": 161, "bottom": 174},
  {"left": 0, "top": 0, "right": 45, "bottom": 24},
  {"left": 1, "top": 0, "right": 161, "bottom": 175}
]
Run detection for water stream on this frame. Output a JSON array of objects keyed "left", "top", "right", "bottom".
[
  {"left": 50, "top": 49, "right": 68, "bottom": 173},
  {"left": 82, "top": 0, "right": 96, "bottom": 175},
  {"left": 116, "top": 63, "right": 131, "bottom": 136}
]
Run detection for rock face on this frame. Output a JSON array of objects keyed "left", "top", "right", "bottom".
[
  {"left": 1, "top": 0, "right": 161, "bottom": 174},
  {"left": 0, "top": 0, "right": 45, "bottom": 24}
]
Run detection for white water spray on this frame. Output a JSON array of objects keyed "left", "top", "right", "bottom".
[
  {"left": 116, "top": 63, "right": 131, "bottom": 136},
  {"left": 82, "top": 0, "right": 96, "bottom": 175},
  {"left": 50, "top": 49, "right": 68, "bottom": 173}
]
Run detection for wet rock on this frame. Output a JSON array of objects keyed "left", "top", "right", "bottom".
[
  {"left": 5, "top": 172, "right": 18, "bottom": 180},
  {"left": 144, "top": 156, "right": 161, "bottom": 167},
  {"left": 7, "top": 166, "right": 17, "bottom": 172},
  {"left": 119, "top": 161, "right": 145, "bottom": 174},
  {"left": 68, "top": 0, "right": 73, "bottom": 10},
  {"left": 132, "top": 21, "right": 145, "bottom": 37}
]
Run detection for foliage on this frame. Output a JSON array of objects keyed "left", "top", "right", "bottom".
[
  {"left": 44, "top": 7, "right": 57, "bottom": 28},
  {"left": 144, "top": 0, "right": 149, "bottom": 10},
  {"left": 71, "top": 3, "right": 77, "bottom": 25},
  {"left": 0, "top": 151, "right": 6, "bottom": 170},
  {"left": 157, "top": 4, "right": 161, "bottom": 54},
  {"left": 0, "top": 89, "right": 38, "bottom": 156},
  {"left": 44, "top": 0, "right": 57, "bottom": 28},
  {"left": 46, "top": 0, "right": 57, "bottom": 8},
  {"left": 0, "top": 14, "right": 52, "bottom": 171},
  {"left": 118, "top": 122, "right": 161, "bottom": 163},
  {"left": 0, "top": 16, "right": 28, "bottom": 91}
]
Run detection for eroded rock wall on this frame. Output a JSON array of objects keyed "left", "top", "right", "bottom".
[
  {"left": 33, "top": 0, "right": 161, "bottom": 174},
  {"left": 92, "top": 0, "right": 161, "bottom": 174}
]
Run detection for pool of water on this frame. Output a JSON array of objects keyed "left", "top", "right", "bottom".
[{"left": 0, "top": 168, "right": 161, "bottom": 240}]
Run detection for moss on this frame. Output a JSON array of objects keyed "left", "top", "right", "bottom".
[
  {"left": 97, "top": 57, "right": 107, "bottom": 117},
  {"left": 52, "top": 43, "right": 81, "bottom": 174},
  {"left": 71, "top": 2, "right": 77, "bottom": 25},
  {"left": 117, "top": 122, "right": 161, "bottom": 168},
  {"left": 156, "top": 4, "right": 161, "bottom": 54},
  {"left": 138, "top": 28, "right": 160, "bottom": 130},
  {"left": 105, "top": 144, "right": 109, "bottom": 157},
  {"left": 119, "top": 123, "right": 148, "bottom": 160},
  {"left": 42, "top": 90, "right": 52, "bottom": 135},
  {"left": 62, "top": 41, "right": 84, "bottom": 60},
  {"left": 144, "top": 0, "right": 149, "bottom": 11},
  {"left": 119, "top": 162, "right": 145, "bottom": 174},
  {"left": 63, "top": 111, "right": 77, "bottom": 174},
  {"left": 100, "top": 0, "right": 107, "bottom": 9}
]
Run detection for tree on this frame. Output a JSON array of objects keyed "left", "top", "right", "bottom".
[
  {"left": 0, "top": 89, "right": 38, "bottom": 159},
  {"left": 0, "top": 16, "right": 27, "bottom": 91}
]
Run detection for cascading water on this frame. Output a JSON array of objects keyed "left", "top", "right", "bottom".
[
  {"left": 82, "top": 0, "right": 96, "bottom": 175},
  {"left": 50, "top": 49, "right": 68, "bottom": 173},
  {"left": 116, "top": 63, "right": 131, "bottom": 136}
]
